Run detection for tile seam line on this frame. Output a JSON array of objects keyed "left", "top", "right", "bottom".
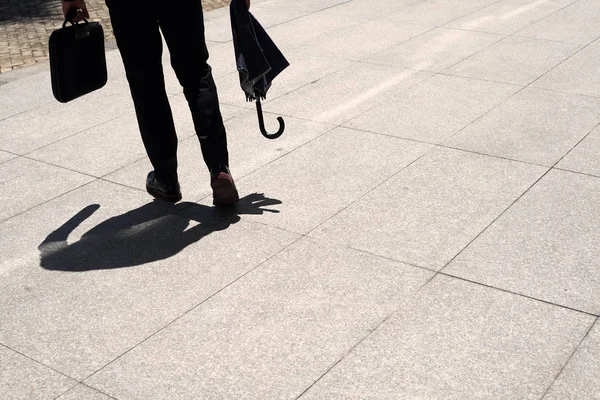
[
  {"left": 538, "top": 316, "right": 599, "bottom": 400},
  {"left": 550, "top": 121, "right": 600, "bottom": 168},
  {"left": 553, "top": 166, "right": 600, "bottom": 180},
  {"left": 53, "top": 382, "right": 118, "bottom": 400},
  {"left": 80, "top": 233, "right": 305, "bottom": 384},
  {"left": 338, "top": 122, "right": 551, "bottom": 170},
  {"left": 295, "top": 268, "right": 441, "bottom": 400},
  {"left": 440, "top": 272, "right": 599, "bottom": 318},
  {"left": 0, "top": 342, "right": 79, "bottom": 383}
]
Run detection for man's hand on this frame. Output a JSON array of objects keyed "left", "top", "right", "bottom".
[{"left": 61, "top": 0, "right": 90, "bottom": 23}]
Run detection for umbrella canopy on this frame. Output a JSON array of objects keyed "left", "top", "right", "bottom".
[{"left": 230, "top": 0, "right": 290, "bottom": 139}]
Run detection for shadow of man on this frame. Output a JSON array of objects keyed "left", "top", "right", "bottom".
[{"left": 39, "top": 193, "right": 281, "bottom": 272}]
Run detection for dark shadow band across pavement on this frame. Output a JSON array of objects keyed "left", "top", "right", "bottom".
[{"left": 38, "top": 193, "right": 282, "bottom": 272}]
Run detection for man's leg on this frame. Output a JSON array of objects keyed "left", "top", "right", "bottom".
[
  {"left": 107, "top": 0, "right": 180, "bottom": 188},
  {"left": 154, "top": 0, "right": 229, "bottom": 172}
]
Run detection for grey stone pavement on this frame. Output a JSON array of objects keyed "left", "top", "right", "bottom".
[{"left": 1, "top": 0, "right": 600, "bottom": 398}]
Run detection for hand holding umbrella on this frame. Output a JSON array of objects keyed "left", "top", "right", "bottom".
[{"left": 230, "top": 0, "right": 290, "bottom": 139}]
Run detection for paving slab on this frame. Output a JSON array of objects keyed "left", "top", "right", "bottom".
[
  {"left": 444, "top": 169, "right": 600, "bottom": 315},
  {"left": 533, "top": 39, "right": 600, "bottom": 98},
  {"left": 267, "top": 62, "right": 432, "bottom": 125},
  {"left": 84, "top": 238, "right": 433, "bottom": 399},
  {"left": 0, "top": 83, "right": 134, "bottom": 155},
  {"left": 516, "top": 0, "right": 600, "bottom": 45},
  {"left": 0, "top": 180, "right": 155, "bottom": 278},
  {"left": 0, "top": 345, "right": 76, "bottom": 400},
  {"left": 309, "top": 146, "right": 547, "bottom": 270},
  {"left": 345, "top": 74, "right": 520, "bottom": 144},
  {"left": 446, "top": 0, "right": 578, "bottom": 35},
  {"left": 445, "top": 35, "right": 581, "bottom": 86},
  {"left": 230, "top": 127, "right": 432, "bottom": 234},
  {"left": 446, "top": 87, "right": 600, "bottom": 166},
  {"left": 301, "top": 275, "right": 595, "bottom": 400},
  {"left": 0, "top": 70, "right": 54, "bottom": 120},
  {"left": 0, "top": 157, "right": 94, "bottom": 222},
  {"left": 56, "top": 385, "right": 114, "bottom": 400},
  {"left": 557, "top": 125, "right": 600, "bottom": 177},
  {"left": 298, "top": 19, "right": 431, "bottom": 62},
  {"left": 384, "top": 0, "right": 502, "bottom": 27},
  {"left": 265, "top": 12, "right": 368, "bottom": 52},
  {"left": 250, "top": 0, "right": 352, "bottom": 13},
  {"left": 318, "top": 0, "right": 423, "bottom": 20},
  {"left": 0, "top": 180, "right": 298, "bottom": 380},
  {"left": 368, "top": 27, "right": 502, "bottom": 73},
  {"left": 104, "top": 109, "right": 332, "bottom": 202},
  {"left": 204, "top": 6, "right": 307, "bottom": 43},
  {"left": 544, "top": 320, "right": 600, "bottom": 400}
]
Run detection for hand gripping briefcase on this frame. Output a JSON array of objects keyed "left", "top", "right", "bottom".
[{"left": 49, "top": 16, "right": 108, "bottom": 103}]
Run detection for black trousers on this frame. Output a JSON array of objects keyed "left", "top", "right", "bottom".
[{"left": 107, "top": 0, "right": 229, "bottom": 185}]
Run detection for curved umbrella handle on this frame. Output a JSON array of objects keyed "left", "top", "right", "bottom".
[{"left": 255, "top": 97, "right": 285, "bottom": 140}]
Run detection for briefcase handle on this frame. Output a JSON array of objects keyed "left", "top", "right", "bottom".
[{"left": 63, "top": 9, "right": 89, "bottom": 28}]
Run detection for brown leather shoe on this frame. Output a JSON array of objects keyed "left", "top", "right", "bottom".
[{"left": 210, "top": 165, "right": 239, "bottom": 206}]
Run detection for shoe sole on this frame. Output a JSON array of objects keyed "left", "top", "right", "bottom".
[
  {"left": 146, "top": 185, "right": 182, "bottom": 203},
  {"left": 211, "top": 174, "right": 240, "bottom": 206}
]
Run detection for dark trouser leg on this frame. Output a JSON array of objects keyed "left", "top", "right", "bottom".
[
  {"left": 154, "top": 0, "right": 229, "bottom": 172},
  {"left": 107, "top": 1, "right": 179, "bottom": 184}
]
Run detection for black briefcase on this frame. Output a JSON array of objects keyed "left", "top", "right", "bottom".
[{"left": 49, "top": 18, "right": 108, "bottom": 103}]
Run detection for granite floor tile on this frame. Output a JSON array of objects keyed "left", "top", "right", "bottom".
[
  {"left": 299, "top": 20, "right": 431, "bottom": 62},
  {"left": 517, "top": 0, "right": 600, "bottom": 44},
  {"left": 85, "top": 238, "right": 433, "bottom": 399},
  {"left": 0, "top": 345, "right": 76, "bottom": 400},
  {"left": 0, "top": 83, "right": 134, "bottom": 155},
  {"left": 265, "top": 13, "right": 368, "bottom": 52},
  {"left": 0, "top": 157, "right": 94, "bottom": 222},
  {"left": 319, "top": 0, "right": 423, "bottom": 20},
  {"left": 204, "top": 7, "right": 307, "bottom": 43},
  {"left": 368, "top": 27, "right": 502, "bottom": 72},
  {"left": 250, "top": 0, "right": 353, "bottom": 13},
  {"left": 557, "top": 125, "right": 600, "bottom": 177},
  {"left": 384, "top": 0, "right": 502, "bottom": 27},
  {"left": 0, "top": 71, "right": 54, "bottom": 121},
  {"left": 231, "top": 127, "right": 432, "bottom": 234},
  {"left": 345, "top": 74, "right": 520, "bottom": 144},
  {"left": 0, "top": 198, "right": 298, "bottom": 379},
  {"left": 446, "top": 87, "right": 600, "bottom": 166},
  {"left": 309, "top": 147, "right": 547, "bottom": 270},
  {"left": 445, "top": 36, "right": 581, "bottom": 85},
  {"left": 445, "top": 169, "right": 600, "bottom": 314},
  {"left": 301, "top": 275, "right": 595, "bottom": 400},
  {"left": 446, "top": 0, "right": 578, "bottom": 35},
  {"left": 0, "top": 180, "right": 157, "bottom": 278},
  {"left": 544, "top": 321, "right": 600, "bottom": 399},
  {"left": 533, "top": 39, "right": 600, "bottom": 98},
  {"left": 267, "top": 62, "right": 432, "bottom": 125}
]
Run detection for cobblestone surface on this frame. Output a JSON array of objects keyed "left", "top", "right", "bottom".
[{"left": 0, "top": 0, "right": 230, "bottom": 73}]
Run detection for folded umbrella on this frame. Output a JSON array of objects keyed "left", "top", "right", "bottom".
[{"left": 230, "top": 0, "right": 290, "bottom": 139}]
